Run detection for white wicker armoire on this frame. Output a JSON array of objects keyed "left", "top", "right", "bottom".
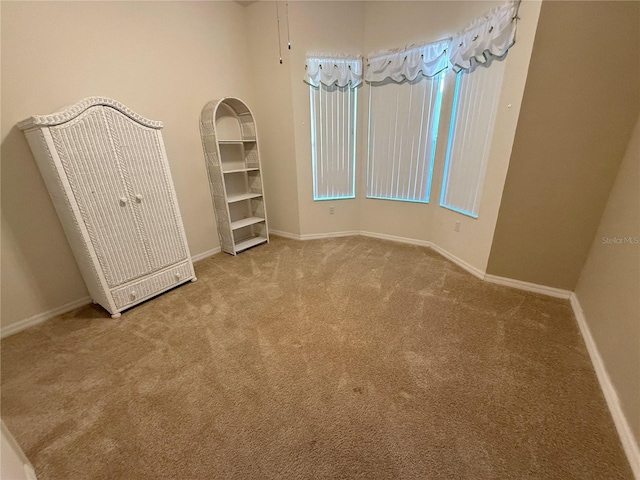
[{"left": 18, "top": 97, "right": 196, "bottom": 318}]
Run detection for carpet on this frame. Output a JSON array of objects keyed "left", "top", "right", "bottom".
[{"left": 1, "top": 236, "right": 633, "bottom": 479}]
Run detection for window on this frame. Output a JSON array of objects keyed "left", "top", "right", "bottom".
[
  {"left": 364, "top": 40, "right": 449, "bottom": 203},
  {"left": 366, "top": 73, "right": 444, "bottom": 203},
  {"left": 310, "top": 83, "right": 357, "bottom": 200},
  {"left": 440, "top": 59, "right": 506, "bottom": 217}
]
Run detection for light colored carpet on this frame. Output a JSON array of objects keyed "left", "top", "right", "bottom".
[{"left": 1, "top": 236, "right": 633, "bottom": 479}]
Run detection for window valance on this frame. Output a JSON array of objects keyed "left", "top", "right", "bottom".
[
  {"left": 365, "top": 40, "right": 450, "bottom": 84},
  {"left": 303, "top": 1, "right": 520, "bottom": 84},
  {"left": 305, "top": 56, "right": 363, "bottom": 88},
  {"left": 449, "top": 0, "right": 521, "bottom": 72}
]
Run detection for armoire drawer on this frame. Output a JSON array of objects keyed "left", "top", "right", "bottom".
[{"left": 111, "top": 261, "right": 192, "bottom": 309}]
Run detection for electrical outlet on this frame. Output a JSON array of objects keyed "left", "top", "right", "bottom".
[
  {"left": 329, "top": 206, "right": 335, "bottom": 215},
  {"left": 454, "top": 221, "right": 461, "bottom": 232}
]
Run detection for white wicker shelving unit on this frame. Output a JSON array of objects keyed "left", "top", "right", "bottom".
[
  {"left": 200, "top": 98, "right": 269, "bottom": 255},
  {"left": 18, "top": 97, "right": 196, "bottom": 318}
]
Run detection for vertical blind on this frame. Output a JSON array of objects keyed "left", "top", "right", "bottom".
[
  {"left": 310, "top": 83, "right": 357, "bottom": 200},
  {"left": 366, "top": 73, "right": 444, "bottom": 202},
  {"left": 440, "top": 59, "right": 506, "bottom": 217}
]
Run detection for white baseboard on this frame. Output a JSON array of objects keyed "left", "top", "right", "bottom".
[
  {"left": 270, "top": 229, "right": 360, "bottom": 241},
  {"left": 201, "top": 230, "right": 640, "bottom": 477},
  {"left": 3, "top": 232, "right": 636, "bottom": 476},
  {"left": 430, "top": 243, "right": 486, "bottom": 280},
  {"left": 191, "top": 247, "right": 221, "bottom": 263},
  {"left": 0, "top": 296, "right": 92, "bottom": 339},
  {"left": 269, "top": 229, "right": 302, "bottom": 240},
  {"left": 358, "top": 231, "right": 486, "bottom": 281},
  {"left": 570, "top": 294, "right": 640, "bottom": 479},
  {"left": 484, "top": 273, "right": 572, "bottom": 299},
  {"left": 270, "top": 229, "right": 638, "bottom": 474},
  {"left": 1, "top": 248, "right": 222, "bottom": 339},
  {"left": 300, "top": 230, "right": 360, "bottom": 241},
  {"left": 269, "top": 229, "right": 571, "bottom": 295},
  {"left": 359, "top": 230, "right": 432, "bottom": 248}
]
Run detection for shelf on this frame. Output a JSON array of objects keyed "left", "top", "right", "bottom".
[
  {"left": 201, "top": 97, "right": 268, "bottom": 256},
  {"left": 218, "top": 139, "right": 257, "bottom": 144},
  {"left": 226, "top": 192, "right": 262, "bottom": 203},
  {"left": 235, "top": 236, "right": 268, "bottom": 252},
  {"left": 231, "top": 216, "right": 265, "bottom": 230},
  {"left": 222, "top": 167, "right": 260, "bottom": 174}
]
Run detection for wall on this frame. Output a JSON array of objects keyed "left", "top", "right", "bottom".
[
  {"left": 1, "top": 421, "right": 36, "bottom": 480},
  {"left": 359, "top": 1, "right": 500, "bottom": 244},
  {"left": 487, "top": 1, "right": 640, "bottom": 290},
  {"left": 357, "top": 0, "right": 541, "bottom": 275},
  {"left": 1, "top": 1, "right": 255, "bottom": 329},
  {"left": 249, "top": 0, "right": 541, "bottom": 275},
  {"left": 245, "top": 1, "right": 365, "bottom": 238},
  {"left": 245, "top": 1, "right": 301, "bottom": 236},
  {"left": 429, "top": 0, "right": 541, "bottom": 274},
  {"left": 287, "top": 1, "right": 365, "bottom": 236},
  {"left": 574, "top": 115, "right": 640, "bottom": 446},
  {"left": 1, "top": 1, "right": 544, "bottom": 331}
]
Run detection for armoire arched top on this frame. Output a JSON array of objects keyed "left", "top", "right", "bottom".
[{"left": 17, "top": 96, "right": 163, "bottom": 130}]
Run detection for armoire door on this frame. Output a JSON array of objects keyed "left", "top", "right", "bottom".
[
  {"left": 108, "top": 108, "right": 188, "bottom": 272},
  {"left": 49, "top": 107, "right": 151, "bottom": 287}
]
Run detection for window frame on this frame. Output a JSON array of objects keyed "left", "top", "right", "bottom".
[
  {"left": 309, "top": 82, "right": 358, "bottom": 201},
  {"left": 439, "top": 60, "right": 506, "bottom": 219},
  {"left": 365, "top": 72, "right": 445, "bottom": 204}
]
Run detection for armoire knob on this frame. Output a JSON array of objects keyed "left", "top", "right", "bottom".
[
  {"left": 120, "top": 197, "right": 128, "bottom": 205},
  {"left": 135, "top": 194, "right": 143, "bottom": 202}
]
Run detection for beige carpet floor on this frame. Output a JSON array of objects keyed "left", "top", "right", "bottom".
[{"left": 1, "top": 236, "right": 633, "bottom": 479}]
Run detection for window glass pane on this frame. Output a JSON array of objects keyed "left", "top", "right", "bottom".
[
  {"left": 366, "top": 73, "right": 444, "bottom": 203},
  {"left": 310, "top": 83, "right": 357, "bottom": 200},
  {"left": 440, "top": 60, "right": 506, "bottom": 217}
]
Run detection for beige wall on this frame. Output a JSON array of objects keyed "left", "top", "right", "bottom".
[
  {"left": 1, "top": 421, "right": 35, "bottom": 480},
  {"left": 287, "top": 1, "right": 365, "bottom": 236},
  {"left": 247, "top": 1, "right": 365, "bottom": 237},
  {"left": 246, "top": 0, "right": 540, "bottom": 249},
  {"left": 428, "top": 0, "right": 541, "bottom": 273},
  {"left": 248, "top": 0, "right": 540, "bottom": 256},
  {"left": 1, "top": 1, "right": 544, "bottom": 330},
  {"left": 358, "top": 1, "right": 499, "bottom": 243},
  {"left": 487, "top": 1, "right": 640, "bottom": 290},
  {"left": 574, "top": 115, "right": 640, "bottom": 445},
  {"left": 1, "top": 1, "right": 255, "bottom": 328},
  {"left": 358, "top": 0, "right": 540, "bottom": 275},
  {"left": 245, "top": 1, "right": 301, "bottom": 236}
]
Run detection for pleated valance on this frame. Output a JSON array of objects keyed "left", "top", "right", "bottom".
[
  {"left": 305, "top": 56, "right": 363, "bottom": 88},
  {"left": 303, "top": 1, "right": 520, "bottom": 85},
  {"left": 365, "top": 40, "right": 450, "bottom": 83},
  {"left": 449, "top": 0, "right": 521, "bottom": 72}
]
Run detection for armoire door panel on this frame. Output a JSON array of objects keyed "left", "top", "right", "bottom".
[
  {"left": 50, "top": 107, "right": 150, "bottom": 286},
  {"left": 109, "top": 109, "right": 188, "bottom": 271}
]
